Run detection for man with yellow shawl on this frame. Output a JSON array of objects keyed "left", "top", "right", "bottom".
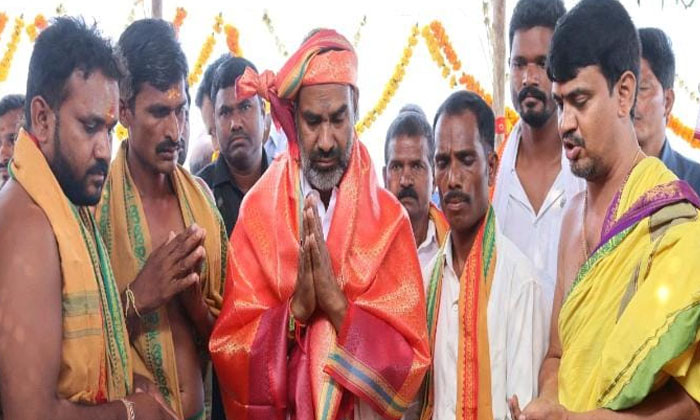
[
  {"left": 510, "top": 1, "right": 700, "bottom": 419},
  {"left": 418, "top": 90, "right": 548, "bottom": 420},
  {"left": 0, "top": 17, "right": 176, "bottom": 419},
  {"left": 96, "top": 19, "right": 226, "bottom": 420},
  {"left": 210, "top": 29, "right": 430, "bottom": 420}
]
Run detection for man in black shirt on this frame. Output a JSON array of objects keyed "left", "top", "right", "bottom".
[{"left": 198, "top": 56, "right": 269, "bottom": 236}]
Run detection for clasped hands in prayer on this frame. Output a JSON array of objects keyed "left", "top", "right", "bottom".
[
  {"left": 128, "top": 223, "right": 209, "bottom": 322},
  {"left": 291, "top": 192, "right": 349, "bottom": 332}
]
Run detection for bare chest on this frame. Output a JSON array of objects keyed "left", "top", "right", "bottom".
[{"left": 142, "top": 196, "right": 186, "bottom": 249}]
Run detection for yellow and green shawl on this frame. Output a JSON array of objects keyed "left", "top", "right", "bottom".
[
  {"left": 10, "top": 129, "right": 132, "bottom": 403},
  {"left": 96, "top": 141, "right": 226, "bottom": 418},
  {"left": 559, "top": 157, "right": 700, "bottom": 411}
]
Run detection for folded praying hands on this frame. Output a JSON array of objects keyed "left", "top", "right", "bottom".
[{"left": 290, "top": 192, "right": 348, "bottom": 332}]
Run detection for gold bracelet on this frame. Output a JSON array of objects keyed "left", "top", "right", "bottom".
[
  {"left": 125, "top": 284, "right": 142, "bottom": 318},
  {"left": 120, "top": 398, "right": 135, "bottom": 420}
]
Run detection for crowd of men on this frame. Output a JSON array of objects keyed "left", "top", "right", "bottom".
[{"left": 1, "top": 0, "right": 700, "bottom": 419}]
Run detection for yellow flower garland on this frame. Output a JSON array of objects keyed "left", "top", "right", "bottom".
[
  {"left": 355, "top": 25, "right": 419, "bottom": 135},
  {"left": 187, "top": 14, "right": 222, "bottom": 86},
  {"left": 0, "top": 16, "right": 24, "bottom": 83},
  {"left": 26, "top": 14, "right": 48, "bottom": 42}
]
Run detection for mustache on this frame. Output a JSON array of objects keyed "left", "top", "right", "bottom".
[
  {"left": 397, "top": 186, "right": 419, "bottom": 201},
  {"left": 563, "top": 133, "right": 586, "bottom": 148},
  {"left": 443, "top": 190, "right": 471, "bottom": 204},
  {"left": 86, "top": 159, "right": 109, "bottom": 177},
  {"left": 518, "top": 85, "right": 548, "bottom": 104},
  {"left": 310, "top": 147, "right": 341, "bottom": 162},
  {"left": 155, "top": 140, "right": 179, "bottom": 154},
  {"left": 227, "top": 129, "right": 250, "bottom": 143}
]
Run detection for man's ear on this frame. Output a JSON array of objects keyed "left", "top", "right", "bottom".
[
  {"left": 119, "top": 98, "right": 131, "bottom": 129},
  {"left": 487, "top": 150, "right": 499, "bottom": 187},
  {"left": 617, "top": 70, "right": 637, "bottom": 119},
  {"left": 382, "top": 166, "right": 387, "bottom": 187},
  {"left": 29, "top": 96, "right": 55, "bottom": 145},
  {"left": 663, "top": 88, "right": 675, "bottom": 121}
]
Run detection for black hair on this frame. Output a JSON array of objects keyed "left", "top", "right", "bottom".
[
  {"left": 433, "top": 90, "right": 495, "bottom": 152},
  {"left": 117, "top": 18, "right": 188, "bottom": 109},
  {"left": 639, "top": 27, "right": 675, "bottom": 90},
  {"left": 547, "top": 0, "right": 640, "bottom": 96},
  {"left": 25, "top": 17, "right": 121, "bottom": 129},
  {"left": 195, "top": 53, "right": 229, "bottom": 109},
  {"left": 0, "top": 94, "right": 25, "bottom": 118},
  {"left": 210, "top": 56, "right": 258, "bottom": 105},
  {"left": 384, "top": 104, "right": 434, "bottom": 167},
  {"left": 509, "top": 0, "right": 565, "bottom": 48}
]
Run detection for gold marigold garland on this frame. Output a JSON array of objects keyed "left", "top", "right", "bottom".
[
  {"left": 224, "top": 23, "right": 242, "bottom": 57},
  {"left": 0, "top": 13, "right": 8, "bottom": 39},
  {"left": 172, "top": 7, "right": 186, "bottom": 37},
  {"left": 355, "top": 25, "right": 419, "bottom": 135},
  {"left": 187, "top": 14, "right": 222, "bottom": 86},
  {"left": 668, "top": 114, "right": 700, "bottom": 148},
  {"left": 424, "top": 20, "right": 520, "bottom": 137},
  {"left": 26, "top": 14, "right": 48, "bottom": 42},
  {"left": 0, "top": 16, "right": 24, "bottom": 83}
]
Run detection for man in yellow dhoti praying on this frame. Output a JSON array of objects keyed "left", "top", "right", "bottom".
[
  {"left": 509, "top": 0, "right": 700, "bottom": 419},
  {"left": 97, "top": 19, "right": 227, "bottom": 420}
]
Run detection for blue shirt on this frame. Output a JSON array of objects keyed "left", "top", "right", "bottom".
[{"left": 659, "top": 138, "right": 700, "bottom": 196}]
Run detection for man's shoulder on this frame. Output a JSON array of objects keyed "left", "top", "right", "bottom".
[
  {"left": 0, "top": 181, "right": 58, "bottom": 281},
  {"left": 196, "top": 161, "right": 217, "bottom": 187},
  {"left": 666, "top": 146, "right": 700, "bottom": 191},
  {"left": 494, "top": 228, "right": 541, "bottom": 289}
]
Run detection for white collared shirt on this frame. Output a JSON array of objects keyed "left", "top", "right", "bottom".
[
  {"left": 492, "top": 123, "right": 585, "bottom": 306},
  {"left": 264, "top": 126, "right": 288, "bottom": 165},
  {"left": 428, "top": 227, "right": 549, "bottom": 420},
  {"left": 418, "top": 219, "right": 440, "bottom": 284},
  {"left": 301, "top": 175, "right": 338, "bottom": 239}
]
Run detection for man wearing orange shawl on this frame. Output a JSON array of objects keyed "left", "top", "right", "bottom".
[{"left": 209, "top": 29, "right": 430, "bottom": 420}]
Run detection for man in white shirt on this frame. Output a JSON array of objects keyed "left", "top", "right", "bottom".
[
  {"left": 421, "top": 90, "right": 548, "bottom": 420},
  {"left": 383, "top": 104, "right": 449, "bottom": 282},
  {"left": 492, "top": 0, "right": 584, "bottom": 304}
]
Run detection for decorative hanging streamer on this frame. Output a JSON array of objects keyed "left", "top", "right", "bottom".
[
  {"left": 262, "top": 10, "right": 288, "bottom": 57},
  {"left": 172, "top": 7, "right": 187, "bottom": 37},
  {"left": 187, "top": 13, "right": 223, "bottom": 86},
  {"left": 0, "top": 16, "right": 25, "bottom": 83},
  {"left": 353, "top": 15, "right": 367, "bottom": 48},
  {"left": 224, "top": 23, "right": 242, "bottom": 57},
  {"left": 26, "top": 14, "right": 48, "bottom": 42},
  {"left": 355, "top": 25, "right": 420, "bottom": 135}
]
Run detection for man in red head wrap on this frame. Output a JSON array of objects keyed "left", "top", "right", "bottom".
[{"left": 210, "top": 29, "right": 430, "bottom": 420}]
